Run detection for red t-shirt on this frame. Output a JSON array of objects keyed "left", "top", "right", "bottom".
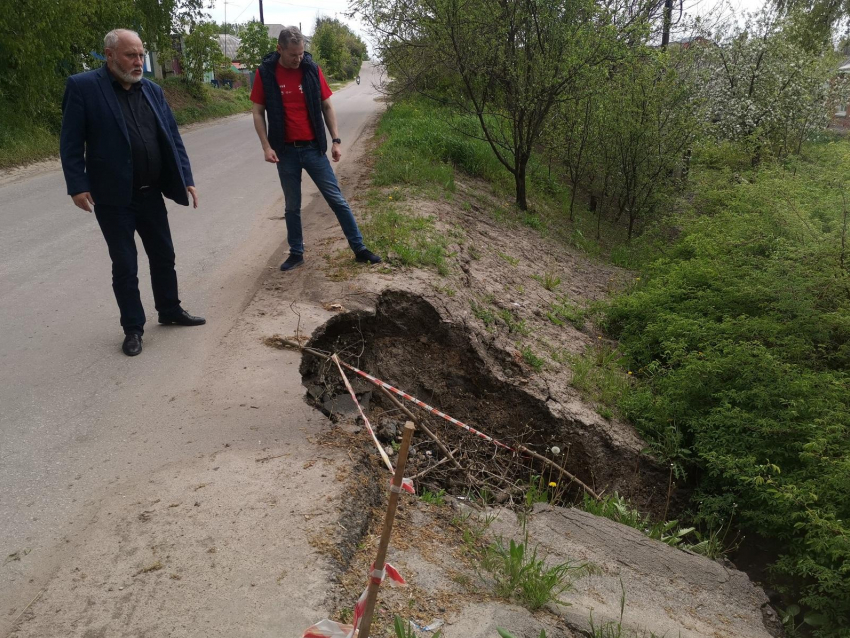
[{"left": 250, "top": 65, "right": 333, "bottom": 142}]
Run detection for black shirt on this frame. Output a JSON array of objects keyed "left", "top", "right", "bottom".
[{"left": 110, "top": 72, "right": 162, "bottom": 191}]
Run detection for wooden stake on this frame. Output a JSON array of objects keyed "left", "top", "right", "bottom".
[{"left": 358, "top": 422, "right": 415, "bottom": 638}]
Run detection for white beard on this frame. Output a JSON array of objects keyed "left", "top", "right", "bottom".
[{"left": 111, "top": 64, "right": 142, "bottom": 84}]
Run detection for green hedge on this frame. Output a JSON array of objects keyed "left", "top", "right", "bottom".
[{"left": 605, "top": 141, "right": 850, "bottom": 635}]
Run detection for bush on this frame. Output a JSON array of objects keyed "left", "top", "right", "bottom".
[{"left": 604, "top": 142, "right": 850, "bottom": 635}]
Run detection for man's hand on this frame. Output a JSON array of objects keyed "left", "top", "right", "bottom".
[
  {"left": 331, "top": 142, "right": 342, "bottom": 163},
  {"left": 71, "top": 192, "right": 95, "bottom": 212},
  {"left": 187, "top": 186, "right": 199, "bottom": 209},
  {"left": 264, "top": 147, "right": 279, "bottom": 163}
]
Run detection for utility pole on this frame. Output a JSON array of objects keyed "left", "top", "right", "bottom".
[
  {"left": 259, "top": 0, "right": 264, "bottom": 24},
  {"left": 661, "top": 0, "right": 673, "bottom": 48},
  {"left": 224, "top": 0, "right": 228, "bottom": 59}
]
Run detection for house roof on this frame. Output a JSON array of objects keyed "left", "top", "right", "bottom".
[
  {"left": 216, "top": 34, "right": 241, "bottom": 61},
  {"left": 265, "top": 23, "right": 312, "bottom": 46}
]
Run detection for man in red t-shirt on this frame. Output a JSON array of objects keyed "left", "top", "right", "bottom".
[{"left": 250, "top": 25, "right": 380, "bottom": 271}]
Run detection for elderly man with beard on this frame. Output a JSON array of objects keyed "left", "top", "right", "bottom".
[{"left": 60, "top": 29, "right": 205, "bottom": 357}]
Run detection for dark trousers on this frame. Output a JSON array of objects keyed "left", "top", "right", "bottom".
[{"left": 94, "top": 190, "right": 181, "bottom": 335}]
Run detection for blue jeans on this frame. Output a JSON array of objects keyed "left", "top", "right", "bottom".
[{"left": 275, "top": 143, "right": 366, "bottom": 256}]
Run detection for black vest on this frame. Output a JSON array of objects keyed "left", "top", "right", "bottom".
[{"left": 258, "top": 51, "right": 327, "bottom": 155}]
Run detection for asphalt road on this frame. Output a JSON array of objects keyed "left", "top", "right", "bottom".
[{"left": 0, "top": 62, "right": 382, "bottom": 635}]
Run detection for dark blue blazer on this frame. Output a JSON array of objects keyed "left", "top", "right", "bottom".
[{"left": 60, "top": 66, "right": 195, "bottom": 207}]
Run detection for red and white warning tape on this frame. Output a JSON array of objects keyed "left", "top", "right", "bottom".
[
  {"left": 301, "top": 563, "right": 406, "bottom": 638},
  {"left": 332, "top": 354, "right": 414, "bottom": 495},
  {"left": 334, "top": 357, "right": 515, "bottom": 453}
]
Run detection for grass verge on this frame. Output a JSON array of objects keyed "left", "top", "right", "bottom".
[{"left": 0, "top": 80, "right": 251, "bottom": 170}]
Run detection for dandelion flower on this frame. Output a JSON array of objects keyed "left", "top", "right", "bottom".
[
  {"left": 548, "top": 482, "right": 557, "bottom": 487},
  {"left": 628, "top": 371, "right": 633, "bottom": 375},
  {"left": 551, "top": 446, "right": 561, "bottom": 455}
]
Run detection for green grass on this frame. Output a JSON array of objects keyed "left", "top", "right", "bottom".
[
  {"left": 471, "top": 300, "right": 497, "bottom": 328},
  {"left": 498, "top": 309, "right": 530, "bottom": 335},
  {"left": 0, "top": 81, "right": 251, "bottom": 170},
  {"left": 159, "top": 80, "right": 252, "bottom": 126},
  {"left": 532, "top": 271, "right": 562, "bottom": 291},
  {"left": 420, "top": 488, "right": 446, "bottom": 505},
  {"left": 360, "top": 200, "right": 449, "bottom": 274},
  {"left": 568, "top": 341, "right": 632, "bottom": 411},
  {"left": 548, "top": 296, "right": 586, "bottom": 329},
  {"left": 373, "top": 99, "right": 506, "bottom": 191},
  {"left": 0, "top": 101, "right": 59, "bottom": 169},
  {"left": 481, "top": 536, "right": 591, "bottom": 611},
  {"left": 372, "top": 98, "right": 572, "bottom": 222},
  {"left": 521, "top": 346, "right": 545, "bottom": 372}
]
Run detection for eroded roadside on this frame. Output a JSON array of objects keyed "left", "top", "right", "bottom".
[{"left": 9, "top": 112, "right": 780, "bottom": 638}]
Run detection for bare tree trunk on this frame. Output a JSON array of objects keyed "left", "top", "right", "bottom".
[
  {"left": 515, "top": 163, "right": 528, "bottom": 211},
  {"left": 569, "top": 185, "right": 578, "bottom": 221}
]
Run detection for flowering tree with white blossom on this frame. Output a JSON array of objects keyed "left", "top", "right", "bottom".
[{"left": 701, "top": 10, "right": 847, "bottom": 164}]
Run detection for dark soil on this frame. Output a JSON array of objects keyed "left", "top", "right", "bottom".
[{"left": 300, "top": 289, "right": 671, "bottom": 515}]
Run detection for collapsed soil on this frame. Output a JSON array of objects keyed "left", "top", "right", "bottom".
[{"left": 292, "top": 168, "right": 676, "bottom": 517}]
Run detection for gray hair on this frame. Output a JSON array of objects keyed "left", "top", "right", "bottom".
[
  {"left": 278, "top": 25, "right": 305, "bottom": 47},
  {"left": 104, "top": 29, "right": 140, "bottom": 49}
]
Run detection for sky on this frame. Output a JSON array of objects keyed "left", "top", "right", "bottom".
[
  {"left": 204, "top": 0, "right": 770, "bottom": 53},
  {"left": 205, "top": 0, "right": 370, "bottom": 45}
]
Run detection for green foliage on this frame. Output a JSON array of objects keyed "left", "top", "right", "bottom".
[
  {"left": 604, "top": 141, "right": 850, "bottom": 634},
  {"left": 700, "top": 9, "right": 847, "bottom": 164},
  {"left": 471, "top": 301, "right": 497, "bottom": 328},
  {"left": 549, "top": 296, "right": 586, "bottom": 330},
  {"left": 521, "top": 347, "right": 545, "bottom": 372},
  {"left": 551, "top": 46, "right": 704, "bottom": 240},
  {"left": 181, "top": 22, "right": 227, "bottom": 96},
  {"left": 0, "top": 0, "right": 205, "bottom": 129},
  {"left": 357, "top": 0, "right": 646, "bottom": 210},
  {"left": 580, "top": 493, "right": 727, "bottom": 555},
  {"left": 420, "top": 488, "right": 446, "bottom": 506},
  {"left": 311, "top": 17, "right": 366, "bottom": 80},
  {"left": 568, "top": 341, "right": 632, "bottom": 411},
  {"left": 392, "top": 616, "right": 441, "bottom": 638},
  {"left": 360, "top": 201, "right": 449, "bottom": 274},
  {"left": 498, "top": 310, "right": 530, "bottom": 336},
  {"left": 532, "top": 272, "right": 562, "bottom": 291},
  {"left": 237, "top": 20, "right": 276, "bottom": 71},
  {"left": 159, "top": 81, "right": 251, "bottom": 125},
  {"left": 373, "top": 100, "right": 505, "bottom": 190},
  {"left": 0, "top": 101, "right": 58, "bottom": 168},
  {"left": 482, "top": 536, "right": 590, "bottom": 611}
]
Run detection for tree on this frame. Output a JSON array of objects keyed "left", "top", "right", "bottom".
[
  {"left": 181, "top": 22, "right": 226, "bottom": 96},
  {"left": 0, "top": 0, "right": 208, "bottom": 129},
  {"left": 238, "top": 20, "right": 276, "bottom": 71},
  {"left": 312, "top": 17, "right": 368, "bottom": 80},
  {"left": 355, "top": 0, "right": 650, "bottom": 211},
  {"left": 602, "top": 49, "right": 703, "bottom": 238},
  {"left": 701, "top": 10, "right": 847, "bottom": 164}
]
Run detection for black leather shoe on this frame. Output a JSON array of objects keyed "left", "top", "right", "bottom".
[
  {"left": 122, "top": 333, "right": 143, "bottom": 356},
  {"left": 158, "top": 309, "right": 206, "bottom": 326}
]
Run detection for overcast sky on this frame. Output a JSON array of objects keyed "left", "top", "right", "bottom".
[
  {"left": 204, "top": 0, "right": 770, "bottom": 52},
  {"left": 205, "top": 0, "right": 370, "bottom": 44}
]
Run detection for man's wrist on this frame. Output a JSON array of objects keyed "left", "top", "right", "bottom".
[{"left": 332, "top": 138, "right": 341, "bottom": 144}]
